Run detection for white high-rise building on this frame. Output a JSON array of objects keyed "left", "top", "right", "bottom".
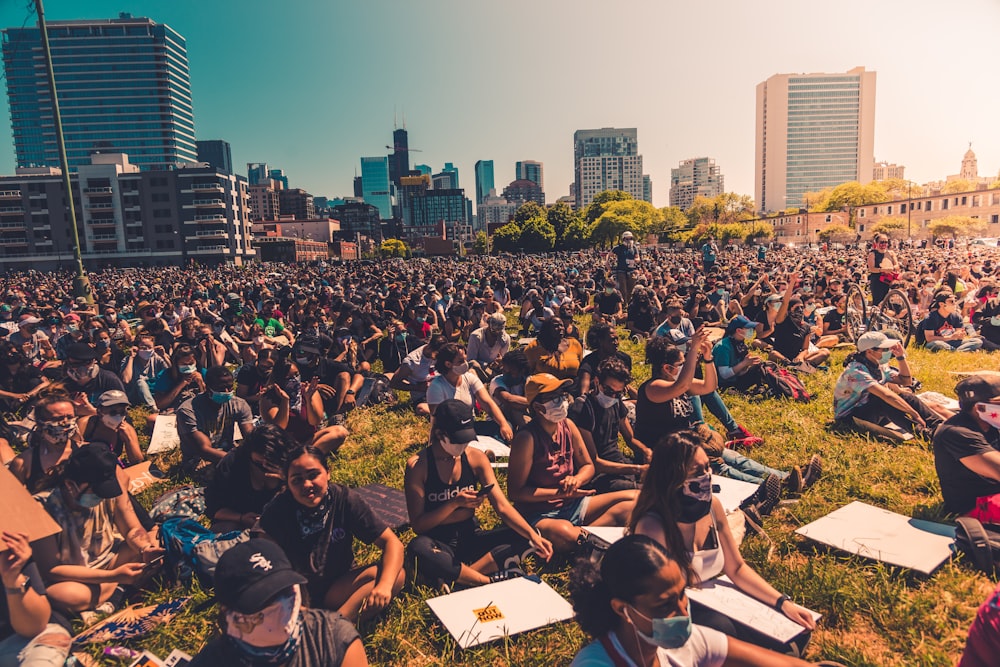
[
  {"left": 670, "top": 158, "right": 724, "bottom": 210},
  {"left": 573, "top": 128, "right": 644, "bottom": 209},
  {"left": 755, "top": 67, "right": 876, "bottom": 213}
]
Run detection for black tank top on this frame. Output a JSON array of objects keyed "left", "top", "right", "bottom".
[
  {"left": 422, "top": 449, "right": 477, "bottom": 511},
  {"left": 634, "top": 379, "right": 696, "bottom": 447},
  {"left": 84, "top": 417, "right": 124, "bottom": 459}
]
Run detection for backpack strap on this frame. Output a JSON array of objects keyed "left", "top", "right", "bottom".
[{"left": 957, "top": 516, "right": 994, "bottom": 573}]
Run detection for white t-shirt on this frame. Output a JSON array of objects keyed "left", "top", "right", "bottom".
[
  {"left": 571, "top": 626, "right": 728, "bottom": 667},
  {"left": 426, "top": 372, "right": 484, "bottom": 409}
]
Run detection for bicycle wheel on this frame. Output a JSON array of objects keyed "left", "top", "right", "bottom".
[
  {"left": 872, "top": 288, "right": 913, "bottom": 348},
  {"left": 844, "top": 284, "right": 867, "bottom": 343}
]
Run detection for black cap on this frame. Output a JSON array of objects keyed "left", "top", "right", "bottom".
[
  {"left": 434, "top": 399, "right": 478, "bottom": 444},
  {"left": 214, "top": 539, "right": 307, "bottom": 614},
  {"left": 64, "top": 443, "right": 122, "bottom": 499},
  {"left": 66, "top": 342, "right": 97, "bottom": 362},
  {"left": 956, "top": 373, "right": 1000, "bottom": 411}
]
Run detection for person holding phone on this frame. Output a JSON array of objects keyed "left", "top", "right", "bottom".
[{"left": 404, "top": 400, "right": 553, "bottom": 590}]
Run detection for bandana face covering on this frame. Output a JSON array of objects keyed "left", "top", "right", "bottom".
[
  {"left": 677, "top": 471, "right": 713, "bottom": 523},
  {"left": 225, "top": 585, "right": 303, "bottom": 664}
]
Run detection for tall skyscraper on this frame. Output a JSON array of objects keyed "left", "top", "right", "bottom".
[
  {"left": 503, "top": 179, "right": 545, "bottom": 207},
  {"left": 755, "top": 66, "right": 876, "bottom": 212},
  {"left": 414, "top": 164, "right": 432, "bottom": 176},
  {"left": 247, "top": 163, "right": 270, "bottom": 186},
  {"left": 2, "top": 14, "right": 197, "bottom": 171},
  {"left": 474, "top": 160, "right": 494, "bottom": 207},
  {"left": 433, "top": 163, "right": 459, "bottom": 190},
  {"left": 360, "top": 156, "right": 392, "bottom": 219},
  {"left": 670, "top": 158, "right": 724, "bottom": 210},
  {"left": 197, "top": 140, "right": 232, "bottom": 174},
  {"left": 268, "top": 169, "right": 289, "bottom": 190},
  {"left": 573, "top": 128, "right": 644, "bottom": 209},
  {"left": 515, "top": 160, "right": 544, "bottom": 192},
  {"left": 389, "top": 127, "right": 409, "bottom": 186},
  {"left": 642, "top": 175, "right": 652, "bottom": 204}
]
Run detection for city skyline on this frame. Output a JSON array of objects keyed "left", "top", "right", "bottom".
[{"left": 0, "top": 0, "right": 997, "bottom": 209}]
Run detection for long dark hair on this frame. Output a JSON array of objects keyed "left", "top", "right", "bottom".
[
  {"left": 569, "top": 535, "right": 676, "bottom": 637},
  {"left": 627, "top": 430, "right": 703, "bottom": 581}
]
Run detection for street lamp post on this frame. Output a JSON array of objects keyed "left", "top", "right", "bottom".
[
  {"left": 906, "top": 180, "right": 913, "bottom": 242},
  {"left": 35, "top": 0, "right": 92, "bottom": 302}
]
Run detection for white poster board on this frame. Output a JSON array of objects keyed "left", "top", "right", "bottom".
[
  {"left": 469, "top": 436, "right": 510, "bottom": 459},
  {"left": 686, "top": 576, "right": 821, "bottom": 644},
  {"left": 795, "top": 501, "right": 956, "bottom": 574},
  {"left": 585, "top": 526, "right": 626, "bottom": 545},
  {"left": 713, "top": 475, "right": 759, "bottom": 514},
  {"left": 426, "top": 576, "right": 574, "bottom": 648},
  {"left": 146, "top": 413, "right": 243, "bottom": 456}
]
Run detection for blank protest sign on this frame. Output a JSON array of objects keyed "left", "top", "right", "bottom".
[
  {"left": 426, "top": 576, "right": 574, "bottom": 648},
  {"left": 713, "top": 475, "right": 759, "bottom": 513},
  {"left": 146, "top": 413, "right": 242, "bottom": 456},
  {"left": 795, "top": 501, "right": 955, "bottom": 574}
]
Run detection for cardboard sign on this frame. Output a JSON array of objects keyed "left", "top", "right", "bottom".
[
  {"left": 585, "top": 526, "right": 626, "bottom": 544},
  {"left": 0, "top": 465, "right": 61, "bottom": 549},
  {"left": 686, "top": 576, "right": 821, "bottom": 644},
  {"left": 713, "top": 475, "right": 760, "bottom": 514},
  {"left": 795, "top": 501, "right": 956, "bottom": 574},
  {"left": 354, "top": 483, "right": 410, "bottom": 531},
  {"left": 469, "top": 436, "right": 510, "bottom": 459},
  {"left": 426, "top": 576, "right": 574, "bottom": 648},
  {"left": 123, "top": 461, "right": 167, "bottom": 495}
]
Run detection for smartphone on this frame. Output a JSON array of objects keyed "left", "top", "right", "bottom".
[
  {"left": 147, "top": 555, "right": 165, "bottom": 567},
  {"left": 477, "top": 484, "right": 495, "bottom": 497}
]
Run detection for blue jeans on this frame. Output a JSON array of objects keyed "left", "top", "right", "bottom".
[
  {"left": 712, "top": 449, "right": 786, "bottom": 484},
  {"left": 125, "top": 376, "right": 157, "bottom": 410},
  {"left": 690, "top": 391, "right": 739, "bottom": 434},
  {"left": 925, "top": 337, "right": 983, "bottom": 352},
  {"left": 0, "top": 624, "right": 71, "bottom": 667}
]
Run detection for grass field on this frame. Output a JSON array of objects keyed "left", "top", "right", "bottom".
[{"left": 103, "top": 334, "right": 999, "bottom": 666}]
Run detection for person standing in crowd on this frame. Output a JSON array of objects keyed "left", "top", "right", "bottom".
[
  {"left": 867, "top": 233, "right": 898, "bottom": 306},
  {"left": 610, "top": 231, "right": 639, "bottom": 306}
]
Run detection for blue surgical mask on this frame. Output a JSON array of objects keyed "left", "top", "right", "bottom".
[
  {"left": 77, "top": 492, "right": 104, "bottom": 509},
  {"left": 742, "top": 328, "right": 756, "bottom": 342},
  {"left": 878, "top": 349, "right": 892, "bottom": 365},
  {"left": 210, "top": 390, "right": 233, "bottom": 404},
  {"left": 627, "top": 605, "right": 693, "bottom": 650},
  {"left": 178, "top": 364, "right": 198, "bottom": 375}
]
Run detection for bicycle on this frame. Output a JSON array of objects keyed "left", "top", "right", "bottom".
[{"left": 844, "top": 282, "right": 914, "bottom": 348}]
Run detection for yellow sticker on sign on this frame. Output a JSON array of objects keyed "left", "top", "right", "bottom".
[{"left": 473, "top": 604, "right": 504, "bottom": 623}]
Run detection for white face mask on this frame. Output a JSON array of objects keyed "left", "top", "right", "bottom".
[
  {"left": 225, "top": 585, "right": 302, "bottom": 648},
  {"left": 439, "top": 435, "right": 468, "bottom": 457},
  {"left": 595, "top": 392, "right": 618, "bottom": 409},
  {"left": 101, "top": 414, "right": 126, "bottom": 430},
  {"left": 540, "top": 397, "right": 569, "bottom": 423},
  {"left": 976, "top": 403, "right": 1000, "bottom": 430},
  {"left": 451, "top": 362, "right": 469, "bottom": 376},
  {"left": 991, "top": 317, "right": 1000, "bottom": 328}
]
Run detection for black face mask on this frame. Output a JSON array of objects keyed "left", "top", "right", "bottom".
[
  {"left": 676, "top": 472, "right": 713, "bottom": 523},
  {"left": 669, "top": 315, "right": 682, "bottom": 326}
]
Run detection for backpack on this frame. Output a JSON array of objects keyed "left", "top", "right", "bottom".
[
  {"left": 149, "top": 486, "right": 206, "bottom": 522},
  {"left": 159, "top": 516, "right": 250, "bottom": 586},
  {"left": 760, "top": 363, "right": 812, "bottom": 402},
  {"left": 955, "top": 517, "right": 1000, "bottom": 575},
  {"left": 355, "top": 373, "right": 396, "bottom": 408}
]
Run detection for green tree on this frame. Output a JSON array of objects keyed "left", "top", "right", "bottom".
[
  {"left": 591, "top": 200, "right": 660, "bottom": 248},
  {"left": 561, "top": 217, "right": 591, "bottom": 250},
  {"left": 518, "top": 215, "right": 556, "bottom": 253},
  {"left": 744, "top": 222, "right": 774, "bottom": 244},
  {"left": 942, "top": 179, "right": 975, "bottom": 194},
  {"left": 472, "top": 231, "right": 490, "bottom": 255},
  {"left": 584, "top": 190, "right": 633, "bottom": 224},
  {"left": 379, "top": 238, "right": 408, "bottom": 257},
  {"left": 817, "top": 224, "right": 854, "bottom": 244},
  {"left": 686, "top": 192, "right": 755, "bottom": 226},
  {"left": 511, "top": 201, "right": 547, "bottom": 227},
  {"left": 491, "top": 223, "right": 522, "bottom": 252},
  {"left": 654, "top": 206, "right": 689, "bottom": 241},
  {"left": 870, "top": 217, "right": 907, "bottom": 240},
  {"left": 804, "top": 181, "right": 889, "bottom": 212},
  {"left": 547, "top": 201, "right": 579, "bottom": 248},
  {"left": 929, "top": 215, "right": 986, "bottom": 239}
]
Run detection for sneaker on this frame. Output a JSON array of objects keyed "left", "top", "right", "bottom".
[
  {"left": 727, "top": 424, "right": 764, "bottom": 447},
  {"left": 758, "top": 474, "right": 783, "bottom": 515},
  {"left": 575, "top": 530, "right": 612, "bottom": 565},
  {"left": 742, "top": 504, "right": 765, "bottom": 536},
  {"left": 488, "top": 568, "right": 524, "bottom": 584},
  {"left": 802, "top": 455, "right": 823, "bottom": 488},
  {"left": 784, "top": 466, "right": 804, "bottom": 494},
  {"left": 725, "top": 435, "right": 764, "bottom": 451}
]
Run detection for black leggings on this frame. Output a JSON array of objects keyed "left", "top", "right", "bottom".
[
  {"left": 849, "top": 391, "right": 942, "bottom": 432},
  {"left": 406, "top": 520, "right": 531, "bottom": 587}
]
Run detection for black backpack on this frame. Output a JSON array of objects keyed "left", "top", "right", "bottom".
[
  {"left": 355, "top": 373, "right": 396, "bottom": 408},
  {"left": 954, "top": 516, "right": 1000, "bottom": 575}
]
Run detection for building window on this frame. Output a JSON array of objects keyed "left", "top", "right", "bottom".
[
  {"left": 825, "top": 215, "right": 832, "bottom": 222},
  {"left": 153, "top": 209, "right": 171, "bottom": 218},
  {"left": 887, "top": 205, "right": 893, "bottom": 214},
  {"left": 961, "top": 196, "right": 967, "bottom": 206},
  {"left": 991, "top": 215, "right": 999, "bottom": 224},
  {"left": 858, "top": 209, "right": 865, "bottom": 218}
]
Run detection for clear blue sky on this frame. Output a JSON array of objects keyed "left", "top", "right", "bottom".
[{"left": 0, "top": 0, "right": 997, "bottom": 208}]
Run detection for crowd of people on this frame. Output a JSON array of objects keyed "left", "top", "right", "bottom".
[{"left": 1, "top": 236, "right": 999, "bottom": 666}]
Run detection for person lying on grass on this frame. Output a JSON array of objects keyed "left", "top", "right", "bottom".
[
  {"left": 404, "top": 399, "right": 553, "bottom": 591},
  {"left": 259, "top": 445, "right": 404, "bottom": 623}
]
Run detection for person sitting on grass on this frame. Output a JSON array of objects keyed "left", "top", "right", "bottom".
[
  {"left": 389, "top": 334, "right": 447, "bottom": 417},
  {"left": 711, "top": 316, "right": 768, "bottom": 393},
  {"left": 833, "top": 331, "right": 944, "bottom": 440},
  {"left": 568, "top": 535, "right": 819, "bottom": 667},
  {"left": 259, "top": 445, "right": 404, "bottom": 622},
  {"left": 32, "top": 443, "right": 164, "bottom": 615},
  {"left": 76, "top": 390, "right": 144, "bottom": 467},
  {"left": 0, "top": 531, "right": 72, "bottom": 667},
  {"left": 506, "top": 373, "right": 637, "bottom": 555},
  {"left": 176, "top": 365, "right": 255, "bottom": 474},
  {"left": 933, "top": 374, "right": 1000, "bottom": 522},
  {"left": 403, "top": 400, "right": 553, "bottom": 591},
  {"left": 629, "top": 433, "right": 817, "bottom": 656},
  {"left": 204, "top": 423, "right": 289, "bottom": 533},
  {"left": 570, "top": 356, "right": 650, "bottom": 492},
  {"left": 921, "top": 290, "right": 984, "bottom": 352},
  {"left": 490, "top": 349, "right": 532, "bottom": 432},
  {"left": 190, "top": 539, "right": 369, "bottom": 667},
  {"left": 425, "top": 343, "right": 514, "bottom": 442}
]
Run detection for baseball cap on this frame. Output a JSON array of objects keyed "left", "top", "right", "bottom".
[
  {"left": 726, "top": 315, "right": 758, "bottom": 334},
  {"left": 955, "top": 373, "right": 1000, "bottom": 411},
  {"left": 524, "top": 373, "right": 572, "bottom": 405},
  {"left": 214, "top": 539, "right": 307, "bottom": 614},
  {"left": 64, "top": 443, "right": 122, "bottom": 499},
  {"left": 434, "top": 399, "right": 478, "bottom": 444},
  {"left": 96, "top": 390, "right": 130, "bottom": 408},
  {"left": 66, "top": 342, "right": 98, "bottom": 362},
  {"left": 856, "top": 331, "right": 896, "bottom": 352},
  {"left": 17, "top": 315, "right": 41, "bottom": 327}
]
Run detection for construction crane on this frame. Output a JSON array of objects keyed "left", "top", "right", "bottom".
[{"left": 386, "top": 145, "right": 422, "bottom": 152}]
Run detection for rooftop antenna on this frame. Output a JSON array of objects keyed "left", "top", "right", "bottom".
[{"left": 394, "top": 105, "right": 398, "bottom": 130}]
